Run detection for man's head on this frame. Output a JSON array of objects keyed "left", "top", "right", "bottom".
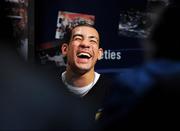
[{"left": 61, "top": 24, "right": 103, "bottom": 74}]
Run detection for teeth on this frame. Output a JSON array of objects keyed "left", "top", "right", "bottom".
[{"left": 77, "top": 53, "right": 91, "bottom": 58}]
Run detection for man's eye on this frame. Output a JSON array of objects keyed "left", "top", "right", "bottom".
[{"left": 90, "top": 40, "right": 97, "bottom": 44}]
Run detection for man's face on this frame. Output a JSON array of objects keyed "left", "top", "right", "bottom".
[{"left": 62, "top": 26, "right": 103, "bottom": 73}]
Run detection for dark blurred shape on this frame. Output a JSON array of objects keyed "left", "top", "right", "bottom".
[
  {"left": 100, "top": 2, "right": 180, "bottom": 130},
  {"left": 150, "top": 1, "right": 180, "bottom": 60},
  {"left": 0, "top": 38, "right": 94, "bottom": 130},
  {"left": 0, "top": 0, "right": 14, "bottom": 40},
  {"left": 0, "top": 2, "right": 93, "bottom": 129},
  {"left": 0, "top": 39, "right": 95, "bottom": 130}
]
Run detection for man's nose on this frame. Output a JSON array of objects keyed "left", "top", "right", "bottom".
[{"left": 80, "top": 39, "right": 90, "bottom": 48}]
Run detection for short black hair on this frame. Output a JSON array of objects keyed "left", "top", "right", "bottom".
[{"left": 62, "top": 23, "right": 98, "bottom": 44}]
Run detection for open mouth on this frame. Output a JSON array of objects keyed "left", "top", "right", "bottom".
[{"left": 77, "top": 52, "right": 91, "bottom": 59}]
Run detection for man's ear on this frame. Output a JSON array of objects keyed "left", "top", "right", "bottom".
[
  {"left": 98, "top": 48, "right": 103, "bottom": 60},
  {"left": 61, "top": 43, "right": 68, "bottom": 56}
]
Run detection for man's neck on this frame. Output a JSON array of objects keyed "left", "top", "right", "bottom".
[{"left": 65, "top": 68, "right": 95, "bottom": 88}]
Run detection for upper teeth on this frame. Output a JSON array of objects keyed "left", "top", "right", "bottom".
[{"left": 77, "top": 53, "right": 91, "bottom": 57}]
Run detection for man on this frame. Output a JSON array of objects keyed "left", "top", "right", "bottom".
[
  {"left": 59, "top": 24, "right": 114, "bottom": 128},
  {"left": 61, "top": 25, "right": 103, "bottom": 115}
]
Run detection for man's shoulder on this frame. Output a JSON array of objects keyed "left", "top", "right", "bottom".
[
  {"left": 98, "top": 73, "right": 135, "bottom": 97},
  {"left": 99, "top": 73, "right": 118, "bottom": 85}
]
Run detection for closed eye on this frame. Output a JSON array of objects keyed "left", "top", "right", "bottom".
[
  {"left": 90, "top": 39, "right": 98, "bottom": 44},
  {"left": 72, "top": 34, "right": 83, "bottom": 41},
  {"left": 74, "top": 37, "right": 82, "bottom": 41}
]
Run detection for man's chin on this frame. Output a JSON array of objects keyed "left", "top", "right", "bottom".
[{"left": 75, "top": 65, "right": 92, "bottom": 73}]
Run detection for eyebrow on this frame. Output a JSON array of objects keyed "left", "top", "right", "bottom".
[{"left": 72, "top": 34, "right": 99, "bottom": 42}]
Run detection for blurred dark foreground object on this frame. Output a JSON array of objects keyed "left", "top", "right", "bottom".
[
  {"left": 0, "top": 38, "right": 96, "bottom": 130},
  {"left": 100, "top": 3, "right": 180, "bottom": 130}
]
